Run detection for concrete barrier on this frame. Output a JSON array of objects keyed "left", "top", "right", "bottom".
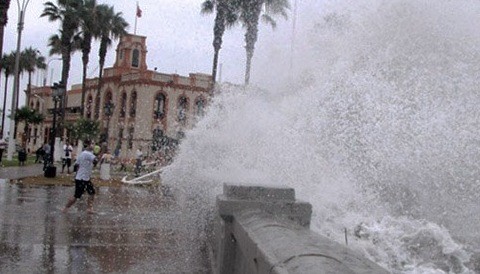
[{"left": 211, "top": 184, "right": 389, "bottom": 274}]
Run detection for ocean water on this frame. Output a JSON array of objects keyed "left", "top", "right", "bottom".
[{"left": 161, "top": 0, "right": 480, "bottom": 273}]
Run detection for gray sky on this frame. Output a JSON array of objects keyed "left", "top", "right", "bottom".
[{"left": 2, "top": 0, "right": 322, "bottom": 106}]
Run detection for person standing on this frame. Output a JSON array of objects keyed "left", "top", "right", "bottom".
[
  {"left": 93, "top": 143, "right": 101, "bottom": 168},
  {"left": 99, "top": 149, "right": 113, "bottom": 180},
  {"left": 18, "top": 146, "right": 27, "bottom": 166},
  {"left": 35, "top": 146, "right": 45, "bottom": 163},
  {"left": 0, "top": 139, "right": 7, "bottom": 164},
  {"left": 42, "top": 142, "right": 51, "bottom": 168},
  {"left": 62, "top": 142, "right": 73, "bottom": 173},
  {"left": 62, "top": 140, "right": 97, "bottom": 214},
  {"left": 134, "top": 147, "right": 143, "bottom": 177}
]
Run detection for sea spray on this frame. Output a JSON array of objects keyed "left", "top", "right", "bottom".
[{"left": 161, "top": 0, "right": 480, "bottom": 272}]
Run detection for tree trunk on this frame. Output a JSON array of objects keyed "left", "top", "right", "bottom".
[
  {"left": 243, "top": 4, "right": 262, "bottom": 86},
  {"left": 81, "top": 37, "right": 91, "bottom": 117},
  {"left": 59, "top": 45, "right": 71, "bottom": 138},
  {"left": 81, "top": 59, "right": 87, "bottom": 116},
  {"left": 26, "top": 71, "right": 32, "bottom": 105},
  {"left": 211, "top": 5, "right": 226, "bottom": 83},
  {"left": 1, "top": 75, "right": 8, "bottom": 138}
]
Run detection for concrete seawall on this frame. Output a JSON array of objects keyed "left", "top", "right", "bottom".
[{"left": 211, "top": 184, "right": 389, "bottom": 274}]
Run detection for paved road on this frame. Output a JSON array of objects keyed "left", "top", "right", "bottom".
[
  {"left": 0, "top": 165, "right": 210, "bottom": 273},
  {"left": 0, "top": 164, "right": 45, "bottom": 180}
]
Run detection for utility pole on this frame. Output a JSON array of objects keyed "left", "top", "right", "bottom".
[{"left": 7, "top": 0, "right": 31, "bottom": 160}]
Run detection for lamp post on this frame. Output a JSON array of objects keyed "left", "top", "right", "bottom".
[
  {"left": 44, "top": 82, "right": 65, "bottom": 178},
  {"left": 7, "top": 0, "right": 31, "bottom": 160}
]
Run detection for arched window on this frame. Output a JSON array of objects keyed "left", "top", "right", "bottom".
[
  {"left": 130, "top": 91, "right": 137, "bottom": 118},
  {"left": 127, "top": 127, "right": 134, "bottom": 149},
  {"left": 154, "top": 93, "right": 166, "bottom": 119},
  {"left": 86, "top": 95, "right": 93, "bottom": 119},
  {"left": 120, "top": 92, "right": 127, "bottom": 118},
  {"left": 117, "top": 127, "right": 124, "bottom": 147},
  {"left": 132, "top": 49, "right": 139, "bottom": 68},
  {"left": 195, "top": 97, "right": 206, "bottom": 117},
  {"left": 35, "top": 101, "right": 40, "bottom": 111},
  {"left": 104, "top": 91, "right": 114, "bottom": 118},
  {"left": 94, "top": 94, "right": 101, "bottom": 119},
  {"left": 177, "top": 96, "right": 188, "bottom": 125}
]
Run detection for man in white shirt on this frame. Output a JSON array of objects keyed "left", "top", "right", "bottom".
[
  {"left": 61, "top": 142, "right": 74, "bottom": 173},
  {"left": 62, "top": 140, "right": 97, "bottom": 214}
]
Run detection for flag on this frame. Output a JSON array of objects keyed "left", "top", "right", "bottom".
[{"left": 136, "top": 5, "right": 142, "bottom": 18}]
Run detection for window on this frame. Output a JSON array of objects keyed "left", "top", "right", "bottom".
[
  {"left": 127, "top": 127, "right": 134, "bottom": 149},
  {"left": 104, "top": 91, "right": 113, "bottom": 118},
  {"left": 117, "top": 127, "right": 123, "bottom": 146},
  {"left": 154, "top": 93, "right": 166, "bottom": 119},
  {"left": 94, "top": 94, "right": 100, "bottom": 120},
  {"left": 130, "top": 91, "right": 137, "bottom": 117},
  {"left": 86, "top": 95, "right": 93, "bottom": 119},
  {"left": 177, "top": 96, "right": 188, "bottom": 125},
  {"left": 195, "top": 97, "right": 206, "bottom": 117},
  {"left": 120, "top": 92, "right": 127, "bottom": 118},
  {"left": 34, "top": 128, "right": 38, "bottom": 145},
  {"left": 132, "top": 49, "right": 139, "bottom": 68}
]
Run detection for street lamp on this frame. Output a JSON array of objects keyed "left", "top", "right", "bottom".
[
  {"left": 44, "top": 82, "right": 65, "bottom": 178},
  {"left": 7, "top": 0, "right": 31, "bottom": 160}
]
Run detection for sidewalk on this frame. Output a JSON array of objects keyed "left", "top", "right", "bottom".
[
  {"left": 0, "top": 163, "right": 45, "bottom": 180},
  {"left": 0, "top": 164, "right": 210, "bottom": 273}
]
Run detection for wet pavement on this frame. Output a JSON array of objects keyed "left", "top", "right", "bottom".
[{"left": 0, "top": 165, "right": 211, "bottom": 273}]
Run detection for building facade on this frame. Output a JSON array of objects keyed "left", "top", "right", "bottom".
[{"left": 27, "top": 34, "right": 213, "bottom": 162}]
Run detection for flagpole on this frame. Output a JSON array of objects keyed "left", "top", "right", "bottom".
[{"left": 134, "top": 2, "right": 138, "bottom": 34}]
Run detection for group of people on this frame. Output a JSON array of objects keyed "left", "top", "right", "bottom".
[{"left": 62, "top": 140, "right": 147, "bottom": 214}]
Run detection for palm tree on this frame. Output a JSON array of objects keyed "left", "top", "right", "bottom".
[
  {"left": 14, "top": 106, "right": 44, "bottom": 146},
  {"left": 239, "top": 0, "right": 289, "bottom": 85},
  {"left": 21, "top": 47, "right": 46, "bottom": 103},
  {"left": 0, "top": 0, "right": 11, "bottom": 61},
  {"left": 78, "top": 0, "right": 99, "bottom": 116},
  {"left": 41, "top": 0, "right": 83, "bottom": 135},
  {"left": 96, "top": 4, "right": 128, "bottom": 95},
  {"left": 0, "top": 52, "right": 15, "bottom": 138},
  {"left": 201, "top": 0, "right": 240, "bottom": 83}
]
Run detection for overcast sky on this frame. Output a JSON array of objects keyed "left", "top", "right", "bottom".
[{"left": 2, "top": 0, "right": 322, "bottom": 107}]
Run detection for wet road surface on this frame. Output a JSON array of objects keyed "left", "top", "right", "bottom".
[{"left": 0, "top": 180, "right": 210, "bottom": 273}]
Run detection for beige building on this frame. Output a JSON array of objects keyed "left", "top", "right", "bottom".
[{"left": 27, "top": 33, "right": 213, "bottom": 162}]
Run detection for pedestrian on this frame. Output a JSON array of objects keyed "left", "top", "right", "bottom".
[
  {"left": 18, "top": 146, "right": 27, "bottom": 166},
  {"left": 99, "top": 149, "right": 113, "bottom": 180},
  {"left": 93, "top": 143, "right": 101, "bottom": 168},
  {"left": 61, "top": 142, "right": 73, "bottom": 173},
  {"left": 35, "top": 146, "right": 45, "bottom": 163},
  {"left": 134, "top": 147, "right": 143, "bottom": 177},
  {"left": 0, "top": 139, "right": 6, "bottom": 164},
  {"left": 62, "top": 140, "right": 97, "bottom": 214},
  {"left": 43, "top": 142, "right": 51, "bottom": 163}
]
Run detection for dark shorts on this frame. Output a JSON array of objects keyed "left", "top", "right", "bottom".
[
  {"left": 63, "top": 158, "right": 72, "bottom": 167},
  {"left": 74, "top": 179, "right": 96, "bottom": 199}
]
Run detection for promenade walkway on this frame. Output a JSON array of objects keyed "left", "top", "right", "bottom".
[{"left": 0, "top": 164, "right": 209, "bottom": 273}]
